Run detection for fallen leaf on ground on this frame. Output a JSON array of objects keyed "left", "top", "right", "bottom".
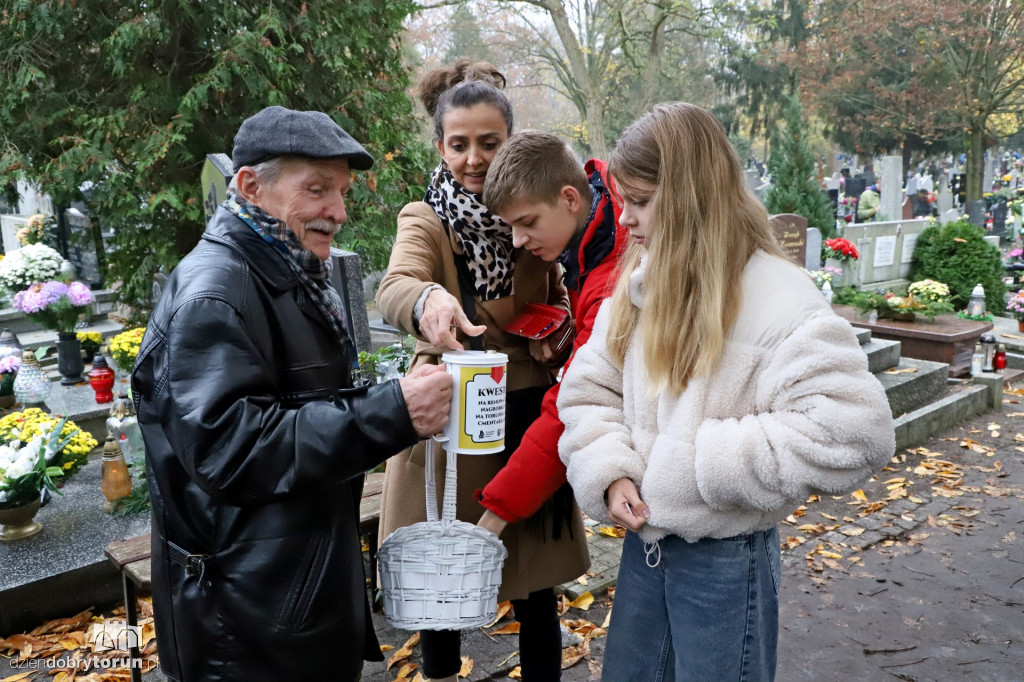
[
  {"left": 561, "top": 644, "right": 586, "bottom": 669},
  {"left": 884, "top": 367, "right": 918, "bottom": 375},
  {"left": 395, "top": 662, "right": 418, "bottom": 680},
  {"left": 489, "top": 622, "right": 521, "bottom": 636},
  {"left": 851, "top": 489, "right": 868, "bottom": 503},
  {"left": 459, "top": 656, "right": 473, "bottom": 678},
  {"left": 598, "top": 526, "right": 626, "bottom": 538},
  {"left": 508, "top": 666, "right": 522, "bottom": 679},
  {"left": 840, "top": 526, "right": 866, "bottom": 537},
  {"left": 387, "top": 633, "right": 420, "bottom": 669},
  {"left": 569, "top": 592, "right": 594, "bottom": 610},
  {"left": 602, "top": 607, "right": 613, "bottom": 629}
]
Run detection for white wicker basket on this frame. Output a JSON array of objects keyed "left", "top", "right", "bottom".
[{"left": 378, "top": 438, "right": 508, "bottom": 630}]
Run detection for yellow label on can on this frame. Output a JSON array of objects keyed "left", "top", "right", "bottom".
[{"left": 456, "top": 364, "right": 507, "bottom": 452}]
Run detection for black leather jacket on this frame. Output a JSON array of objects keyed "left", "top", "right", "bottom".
[{"left": 132, "top": 206, "right": 418, "bottom": 681}]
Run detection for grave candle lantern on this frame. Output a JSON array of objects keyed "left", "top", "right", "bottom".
[
  {"left": 88, "top": 354, "right": 115, "bottom": 404},
  {"left": 966, "top": 283, "right": 986, "bottom": 317},
  {"left": 101, "top": 433, "right": 132, "bottom": 512}
]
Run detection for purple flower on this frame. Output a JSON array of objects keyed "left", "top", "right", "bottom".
[
  {"left": 67, "top": 281, "right": 93, "bottom": 306},
  {"left": 0, "top": 355, "right": 20, "bottom": 374},
  {"left": 39, "top": 280, "right": 68, "bottom": 305},
  {"left": 13, "top": 287, "right": 47, "bottom": 314}
]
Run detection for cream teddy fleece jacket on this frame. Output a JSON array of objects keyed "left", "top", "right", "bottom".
[{"left": 557, "top": 251, "right": 896, "bottom": 543}]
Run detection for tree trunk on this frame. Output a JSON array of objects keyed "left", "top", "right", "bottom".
[
  {"left": 966, "top": 124, "right": 985, "bottom": 205},
  {"left": 586, "top": 95, "right": 608, "bottom": 161}
]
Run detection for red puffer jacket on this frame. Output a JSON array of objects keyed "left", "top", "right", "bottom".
[{"left": 477, "top": 159, "right": 627, "bottom": 522}]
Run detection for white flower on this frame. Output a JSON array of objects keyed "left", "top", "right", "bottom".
[
  {"left": 6, "top": 455, "right": 33, "bottom": 479},
  {"left": 0, "top": 445, "right": 18, "bottom": 467}
]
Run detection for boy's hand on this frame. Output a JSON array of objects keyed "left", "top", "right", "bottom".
[
  {"left": 606, "top": 477, "right": 650, "bottom": 532},
  {"left": 420, "top": 289, "right": 486, "bottom": 350},
  {"left": 477, "top": 509, "right": 508, "bottom": 537}
]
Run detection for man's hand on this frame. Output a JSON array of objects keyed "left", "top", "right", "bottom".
[
  {"left": 419, "top": 288, "right": 486, "bottom": 350},
  {"left": 398, "top": 364, "right": 452, "bottom": 437},
  {"left": 476, "top": 509, "right": 508, "bottom": 537},
  {"left": 606, "top": 477, "right": 650, "bottom": 532}
]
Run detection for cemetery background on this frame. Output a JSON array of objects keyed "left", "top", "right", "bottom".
[{"left": 2, "top": 0, "right": 1024, "bottom": 679}]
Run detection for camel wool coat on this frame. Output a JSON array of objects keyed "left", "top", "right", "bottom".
[{"left": 376, "top": 202, "right": 590, "bottom": 601}]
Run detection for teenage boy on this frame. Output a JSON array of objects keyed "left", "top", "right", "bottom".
[{"left": 475, "top": 131, "right": 627, "bottom": 535}]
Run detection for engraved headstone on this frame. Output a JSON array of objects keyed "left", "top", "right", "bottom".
[
  {"left": 769, "top": 213, "right": 808, "bottom": 267},
  {"left": 201, "top": 153, "right": 234, "bottom": 222},
  {"left": 968, "top": 200, "right": 987, "bottom": 228},
  {"left": 64, "top": 209, "right": 103, "bottom": 288}
]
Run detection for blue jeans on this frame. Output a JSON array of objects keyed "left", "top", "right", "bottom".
[{"left": 602, "top": 528, "right": 780, "bottom": 682}]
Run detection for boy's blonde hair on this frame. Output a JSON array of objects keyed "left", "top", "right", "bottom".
[
  {"left": 484, "top": 131, "right": 591, "bottom": 212},
  {"left": 606, "top": 102, "right": 784, "bottom": 393}
]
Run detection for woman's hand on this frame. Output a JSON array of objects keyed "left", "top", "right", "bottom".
[
  {"left": 476, "top": 509, "right": 508, "bottom": 537},
  {"left": 420, "top": 288, "right": 486, "bottom": 350},
  {"left": 606, "top": 477, "right": 650, "bottom": 532}
]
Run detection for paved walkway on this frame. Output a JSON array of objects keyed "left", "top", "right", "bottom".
[
  {"left": 3, "top": 399, "right": 1022, "bottom": 681},
  {"left": 362, "top": 404, "right": 1024, "bottom": 681}
]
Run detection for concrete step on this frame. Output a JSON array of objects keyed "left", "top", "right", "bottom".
[
  {"left": 875, "top": 357, "right": 949, "bottom": 418},
  {"left": 855, "top": 328, "right": 871, "bottom": 345},
  {"left": 894, "top": 383, "right": 990, "bottom": 449},
  {"left": 862, "top": 337, "right": 901, "bottom": 373}
]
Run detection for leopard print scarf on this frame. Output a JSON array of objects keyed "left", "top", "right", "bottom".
[{"left": 424, "top": 163, "right": 514, "bottom": 301}]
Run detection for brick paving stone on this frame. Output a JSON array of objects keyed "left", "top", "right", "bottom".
[
  {"left": 918, "top": 500, "right": 953, "bottom": 518},
  {"left": 895, "top": 516, "right": 919, "bottom": 530},
  {"left": 844, "top": 529, "right": 884, "bottom": 549},
  {"left": 855, "top": 514, "right": 886, "bottom": 531},
  {"left": 818, "top": 531, "right": 845, "bottom": 545},
  {"left": 877, "top": 523, "right": 904, "bottom": 538}
]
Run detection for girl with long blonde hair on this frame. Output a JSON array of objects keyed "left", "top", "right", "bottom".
[{"left": 558, "top": 103, "right": 895, "bottom": 680}]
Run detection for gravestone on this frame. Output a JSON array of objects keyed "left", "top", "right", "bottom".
[
  {"left": 845, "top": 177, "right": 867, "bottom": 212},
  {"left": 744, "top": 169, "right": 760, "bottom": 194},
  {"left": 881, "top": 156, "right": 903, "bottom": 223},
  {"left": 991, "top": 200, "right": 1009, "bottom": 240},
  {"left": 329, "top": 248, "right": 371, "bottom": 353},
  {"left": 937, "top": 185, "right": 953, "bottom": 216},
  {"left": 64, "top": 209, "right": 104, "bottom": 288},
  {"left": 940, "top": 208, "right": 960, "bottom": 225},
  {"left": 841, "top": 218, "right": 931, "bottom": 287},
  {"left": 769, "top": 213, "right": 808, "bottom": 267},
  {"left": 968, "top": 200, "right": 987, "bottom": 228},
  {"left": 805, "top": 227, "right": 822, "bottom": 272},
  {"left": 201, "top": 153, "right": 234, "bottom": 223}
]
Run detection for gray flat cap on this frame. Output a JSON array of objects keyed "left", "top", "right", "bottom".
[{"left": 232, "top": 106, "right": 374, "bottom": 172}]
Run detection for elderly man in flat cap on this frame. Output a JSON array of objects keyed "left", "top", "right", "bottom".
[{"left": 132, "top": 107, "right": 452, "bottom": 682}]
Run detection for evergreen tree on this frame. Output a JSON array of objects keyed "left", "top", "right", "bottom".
[
  {"left": 764, "top": 96, "right": 835, "bottom": 238},
  {"left": 0, "top": 0, "right": 430, "bottom": 319}
]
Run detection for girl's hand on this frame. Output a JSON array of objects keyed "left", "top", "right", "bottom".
[
  {"left": 420, "top": 288, "right": 486, "bottom": 350},
  {"left": 476, "top": 509, "right": 508, "bottom": 537},
  {"left": 606, "top": 477, "right": 650, "bottom": 532}
]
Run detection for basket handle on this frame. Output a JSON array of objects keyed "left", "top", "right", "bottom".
[{"left": 424, "top": 436, "right": 459, "bottom": 524}]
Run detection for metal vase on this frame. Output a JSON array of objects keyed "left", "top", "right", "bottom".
[
  {"left": 0, "top": 498, "right": 43, "bottom": 541},
  {"left": 56, "top": 331, "right": 85, "bottom": 385}
]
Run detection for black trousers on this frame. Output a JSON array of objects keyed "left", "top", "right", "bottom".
[{"left": 420, "top": 587, "right": 561, "bottom": 680}]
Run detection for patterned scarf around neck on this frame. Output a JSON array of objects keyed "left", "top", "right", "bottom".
[
  {"left": 424, "top": 163, "right": 515, "bottom": 301},
  {"left": 224, "top": 190, "right": 351, "bottom": 346}
]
